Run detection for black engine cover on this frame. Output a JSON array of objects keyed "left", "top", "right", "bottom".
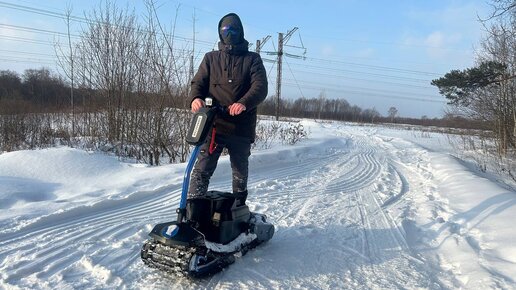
[{"left": 148, "top": 221, "right": 204, "bottom": 247}]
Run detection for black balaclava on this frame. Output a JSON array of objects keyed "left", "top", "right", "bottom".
[{"left": 218, "top": 13, "right": 244, "bottom": 45}]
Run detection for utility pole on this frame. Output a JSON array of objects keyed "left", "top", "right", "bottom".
[
  {"left": 256, "top": 35, "right": 270, "bottom": 54},
  {"left": 276, "top": 32, "right": 283, "bottom": 121},
  {"left": 65, "top": 5, "right": 75, "bottom": 136},
  {"left": 189, "top": 9, "right": 196, "bottom": 83},
  {"left": 275, "top": 27, "right": 298, "bottom": 120}
]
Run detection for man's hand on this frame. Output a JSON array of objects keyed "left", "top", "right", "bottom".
[
  {"left": 191, "top": 98, "right": 205, "bottom": 113},
  {"left": 228, "top": 103, "right": 246, "bottom": 116}
]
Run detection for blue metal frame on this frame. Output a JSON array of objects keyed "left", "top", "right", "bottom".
[
  {"left": 178, "top": 104, "right": 222, "bottom": 211},
  {"left": 179, "top": 145, "right": 202, "bottom": 209}
]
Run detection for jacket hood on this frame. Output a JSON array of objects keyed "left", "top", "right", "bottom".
[{"left": 218, "top": 13, "right": 245, "bottom": 44}]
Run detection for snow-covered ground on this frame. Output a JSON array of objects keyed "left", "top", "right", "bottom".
[{"left": 1, "top": 120, "right": 515, "bottom": 289}]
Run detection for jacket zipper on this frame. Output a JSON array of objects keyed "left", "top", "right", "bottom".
[{"left": 227, "top": 54, "right": 233, "bottom": 83}]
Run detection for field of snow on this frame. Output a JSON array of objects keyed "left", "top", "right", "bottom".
[{"left": 1, "top": 120, "right": 515, "bottom": 289}]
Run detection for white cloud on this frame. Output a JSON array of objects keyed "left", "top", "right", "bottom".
[
  {"left": 0, "top": 18, "right": 18, "bottom": 38},
  {"left": 354, "top": 47, "right": 375, "bottom": 58},
  {"left": 321, "top": 44, "right": 335, "bottom": 57},
  {"left": 401, "top": 29, "right": 470, "bottom": 60},
  {"left": 399, "top": 1, "right": 489, "bottom": 64},
  {"left": 424, "top": 31, "right": 444, "bottom": 47},
  {"left": 424, "top": 31, "right": 446, "bottom": 58}
]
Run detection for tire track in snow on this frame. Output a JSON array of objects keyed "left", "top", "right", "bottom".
[
  {"left": 0, "top": 140, "right": 348, "bottom": 288},
  {"left": 338, "top": 150, "right": 430, "bottom": 288},
  {"left": 0, "top": 147, "right": 335, "bottom": 245},
  {"left": 233, "top": 129, "right": 439, "bottom": 289},
  {"left": 1, "top": 130, "right": 445, "bottom": 289}
]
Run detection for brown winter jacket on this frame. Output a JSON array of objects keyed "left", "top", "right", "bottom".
[{"left": 188, "top": 13, "right": 268, "bottom": 142}]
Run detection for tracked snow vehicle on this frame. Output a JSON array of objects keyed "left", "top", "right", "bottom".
[{"left": 141, "top": 99, "right": 274, "bottom": 278}]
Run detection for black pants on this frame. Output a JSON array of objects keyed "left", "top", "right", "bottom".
[{"left": 188, "top": 131, "right": 251, "bottom": 198}]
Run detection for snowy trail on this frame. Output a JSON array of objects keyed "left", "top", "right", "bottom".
[
  {"left": 1, "top": 122, "right": 515, "bottom": 289},
  {"left": 218, "top": 128, "right": 443, "bottom": 290}
]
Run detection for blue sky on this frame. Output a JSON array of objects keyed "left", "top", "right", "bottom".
[{"left": 0, "top": 0, "right": 492, "bottom": 118}]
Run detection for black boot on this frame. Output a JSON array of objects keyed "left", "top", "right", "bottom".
[
  {"left": 234, "top": 190, "right": 248, "bottom": 206},
  {"left": 186, "top": 198, "right": 211, "bottom": 228}
]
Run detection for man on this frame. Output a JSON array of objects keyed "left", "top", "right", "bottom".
[{"left": 188, "top": 13, "right": 268, "bottom": 202}]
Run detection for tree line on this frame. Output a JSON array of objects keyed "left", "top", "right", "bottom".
[
  {"left": 257, "top": 94, "right": 485, "bottom": 129},
  {"left": 0, "top": 69, "right": 70, "bottom": 112}
]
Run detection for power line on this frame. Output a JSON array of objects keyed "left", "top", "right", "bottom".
[
  {"left": 263, "top": 50, "right": 442, "bottom": 77},
  {"left": 284, "top": 58, "right": 305, "bottom": 98},
  {"left": 259, "top": 58, "right": 440, "bottom": 100},
  {"left": 0, "top": 54, "right": 55, "bottom": 62},
  {"left": 0, "top": 21, "right": 217, "bottom": 49},
  {"left": 0, "top": 34, "right": 55, "bottom": 46},
  {"left": 280, "top": 77, "right": 439, "bottom": 99},
  {"left": 301, "top": 33, "right": 474, "bottom": 53},
  {"left": 0, "top": 23, "right": 80, "bottom": 38},
  {"left": 0, "top": 1, "right": 88, "bottom": 23},
  {"left": 277, "top": 61, "right": 432, "bottom": 83},
  {"left": 265, "top": 51, "right": 442, "bottom": 76},
  {"left": 301, "top": 56, "right": 443, "bottom": 77},
  {"left": 0, "top": 57, "right": 54, "bottom": 65},
  {"left": 273, "top": 81, "right": 446, "bottom": 104},
  {"left": 0, "top": 1, "right": 217, "bottom": 46},
  {"left": 0, "top": 48, "right": 57, "bottom": 58},
  {"left": 276, "top": 67, "right": 435, "bottom": 90},
  {"left": 0, "top": 34, "right": 213, "bottom": 59}
]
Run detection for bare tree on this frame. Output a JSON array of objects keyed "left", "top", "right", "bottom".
[
  {"left": 477, "top": 5, "right": 516, "bottom": 153},
  {"left": 52, "top": 1, "right": 194, "bottom": 165},
  {"left": 432, "top": 1, "right": 516, "bottom": 155},
  {"left": 483, "top": 0, "right": 516, "bottom": 20},
  {"left": 55, "top": 4, "right": 76, "bottom": 136},
  {"left": 388, "top": 106, "right": 398, "bottom": 123}
]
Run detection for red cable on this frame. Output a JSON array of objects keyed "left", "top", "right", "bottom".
[{"left": 209, "top": 127, "right": 217, "bottom": 154}]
